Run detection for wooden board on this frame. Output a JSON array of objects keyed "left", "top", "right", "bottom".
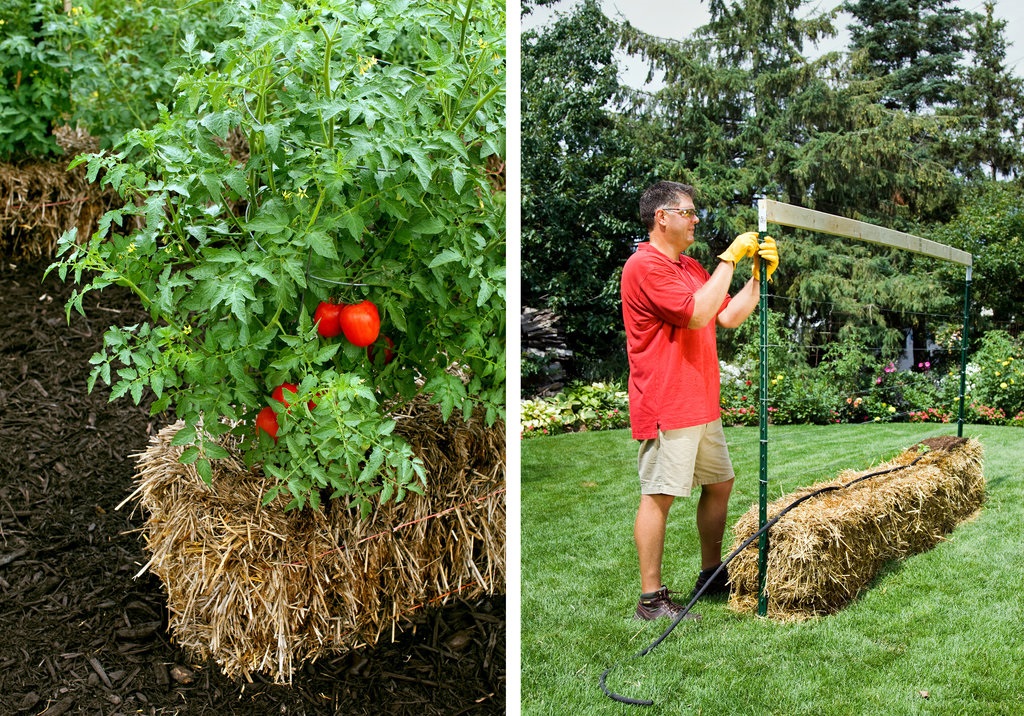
[{"left": 759, "top": 199, "right": 972, "bottom": 266}]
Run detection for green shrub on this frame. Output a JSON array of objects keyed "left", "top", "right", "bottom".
[
  {"left": 817, "top": 326, "right": 885, "bottom": 397},
  {"left": 907, "top": 406, "right": 952, "bottom": 423},
  {"left": 520, "top": 381, "right": 629, "bottom": 437},
  {"left": 719, "top": 359, "right": 759, "bottom": 426},
  {"left": 767, "top": 370, "right": 840, "bottom": 425},
  {"left": 0, "top": 0, "right": 234, "bottom": 160},
  {"left": 521, "top": 396, "right": 575, "bottom": 437},
  {"left": 51, "top": 0, "right": 236, "bottom": 149},
  {"left": 0, "top": 0, "right": 71, "bottom": 159},
  {"left": 563, "top": 380, "right": 628, "bottom": 423},
  {"left": 863, "top": 360, "right": 944, "bottom": 421},
  {"left": 966, "top": 402, "right": 1007, "bottom": 425},
  {"left": 965, "top": 330, "right": 1024, "bottom": 417}
]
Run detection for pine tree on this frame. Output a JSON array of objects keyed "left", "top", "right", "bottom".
[
  {"left": 942, "top": 2, "right": 1024, "bottom": 179},
  {"left": 521, "top": 0, "right": 655, "bottom": 374},
  {"left": 844, "top": 0, "right": 975, "bottom": 112},
  {"left": 620, "top": 0, "right": 961, "bottom": 364}
]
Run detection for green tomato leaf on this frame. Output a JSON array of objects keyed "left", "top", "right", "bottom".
[
  {"left": 428, "top": 249, "right": 462, "bottom": 268},
  {"left": 196, "top": 458, "right": 213, "bottom": 484},
  {"left": 306, "top": 230, "right": 339, "bottom": 259},
  {"left": 171, "top": 423, "right": 197, "bottom": 446}
]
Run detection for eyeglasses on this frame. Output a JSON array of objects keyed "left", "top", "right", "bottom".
[{"left": 662, "top": 207, "right": 698, "bottom": 218}]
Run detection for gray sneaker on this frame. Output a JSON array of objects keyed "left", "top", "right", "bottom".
[{"left": 633, "top": 586, "right": 702, "bottom": 621}]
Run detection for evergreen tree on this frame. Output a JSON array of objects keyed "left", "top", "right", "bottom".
[
  {"left": 844, "top": 0, "right": 976, "bottom": 112},
  {"left": 942, "top": 2, "right": 1024, "bottom": 180},
  {"left": 521, "top": 0, "right": 655, "bottom": 377},
  {"left": 619, "top": 0, "right": 842, "bottom": 245},
  {"left": 620, "top": 0, "right": 960, "bottom": 364}
]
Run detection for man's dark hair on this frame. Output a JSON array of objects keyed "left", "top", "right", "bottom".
[{"left": 639, "top": 181, "right": 695, "bottom": 232}]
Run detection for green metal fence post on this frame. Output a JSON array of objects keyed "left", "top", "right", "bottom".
[
  {"left": 958, "top": 265, "right": 972, "bottom": 438},
  {"left": 756, "top": 200, "right": 769, "bottom": 617}
]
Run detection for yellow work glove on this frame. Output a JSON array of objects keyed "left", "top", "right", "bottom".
[
  {"left": 752, "top": 236, "right": 779, "bottom": 282},
  {"left": 717, "top": 231, "right": 760, "bottom": 266}
]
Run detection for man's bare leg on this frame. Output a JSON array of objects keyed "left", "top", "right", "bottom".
[
  {"left": 696, "top": 478, "right": 734, "bottom": 569},
  {"left": 635, "top": 493, "right": 675, "bottom": 594}
]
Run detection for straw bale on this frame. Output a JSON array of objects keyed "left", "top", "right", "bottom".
[
  {"left": 0, "top": 139, "right": 119, "bottom": 261},
  {"left": 1, "top": 125, "right": 251, "bottom": 262},
  {"left": 728, "top": 436, "right": 984, "bottom": 621},
  {"left": 127, "top": 397, "right": 505, "bottom": 682}
]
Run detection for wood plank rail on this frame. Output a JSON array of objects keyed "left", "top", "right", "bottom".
[{"left": 759, "top": 198, "right": 973, "bottom": 266}]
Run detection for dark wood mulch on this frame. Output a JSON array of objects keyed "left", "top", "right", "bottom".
[{"left": 0, "top": 260, "right": 505, "bottom": 715}]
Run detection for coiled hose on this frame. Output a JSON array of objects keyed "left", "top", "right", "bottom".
[{"left": 599, "top": 455, "right": 924, "bottom": 706}]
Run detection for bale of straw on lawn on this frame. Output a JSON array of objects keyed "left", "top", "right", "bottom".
[
  {"left": 728, "top": 436, "right": 984, "bottom": 621},
  {"left": 127, "top": 397, "right": 505, "bottom": 682}
]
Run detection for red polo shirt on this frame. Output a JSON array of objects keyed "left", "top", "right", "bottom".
[{"left": 621, "top": 243, "right": 729, "bottom": 440}]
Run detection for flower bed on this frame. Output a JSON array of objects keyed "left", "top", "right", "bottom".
[
  {"left": 523, "top": 333, "right": 1024, "bottom": 438},
  {"left": 521, "top": 382, "right": 629, "bottom": 438}
]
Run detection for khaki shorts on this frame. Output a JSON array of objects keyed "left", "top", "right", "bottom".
[{"left": 638, "top": 419, "right": 735, "bottom": 497}]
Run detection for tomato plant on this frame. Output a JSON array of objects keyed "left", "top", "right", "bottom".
[
  {"left": 1, "top": 0, "right": 234, "bottom": 160},
  {"left": 49, "top": 0, "right": 505, "bottom": 514},
  {"left": 339, "top": 300, "right": 380, "bottom": 347}
]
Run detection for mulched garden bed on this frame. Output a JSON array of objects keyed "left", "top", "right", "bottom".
[{"left": 0, "top": 259, "right": 505, "bottom": 715}]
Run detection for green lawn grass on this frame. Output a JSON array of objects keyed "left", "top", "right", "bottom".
[{"left": 521, "top": 424, "right": 1024, "bottom": 715}]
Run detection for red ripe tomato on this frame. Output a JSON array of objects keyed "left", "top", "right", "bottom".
[
  {"left": 271, "top": 382, "right": 298, "bottom": 407},
  {"left": 255, "top": 406, "right": 279, "bottom": 440},
  {"left": 368, "top": 335, "right": 395, "bottom": 365},
  {"left": 314, "top": 300, "right": 343, "bottom": 338},
  {"left": 339, "top": 300, "right": 380, "bottom": 347},
  {"left": 272, "top": 381, "right": 316, "bottom": 411}
]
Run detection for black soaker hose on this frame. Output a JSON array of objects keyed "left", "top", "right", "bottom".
[{"left": 599, "top": 455, "right": 924, "bottom": 707}]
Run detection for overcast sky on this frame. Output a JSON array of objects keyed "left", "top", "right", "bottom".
[{"left": 523, "top": 0, "right": 1024, "bottom": 85}]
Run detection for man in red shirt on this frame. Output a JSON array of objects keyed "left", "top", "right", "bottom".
[{"left": 621, "top": 181, "right": 778, "bottom": 620}]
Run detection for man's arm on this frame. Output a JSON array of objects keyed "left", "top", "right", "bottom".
[
  {"left": 687, "top": 260, "right": 736, "bottom": 329},
  {"left": 716, "top": 275, "right": 759, "bottom": 328}
]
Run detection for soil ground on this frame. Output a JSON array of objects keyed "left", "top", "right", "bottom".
[{"left": 0, "top": 260, "right": 505, "bottom": 715}]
